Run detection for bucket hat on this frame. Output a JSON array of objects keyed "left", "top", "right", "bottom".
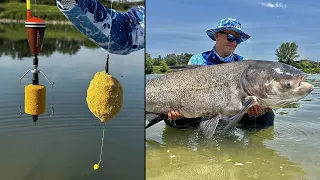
[{"left": 206, "top": 18, "right": 251, "bottom": 43}]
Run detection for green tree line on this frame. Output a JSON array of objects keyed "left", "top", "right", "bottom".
[
  {"left": 146, "top": 52, "right": 193, "bottom": 74},
  {"left": 0, "top": 0, "right": 144, "bottom": 21},
  {"left": 0, "top": 0, "right": 143, "bottom": 7},
  {"left": 146, "top": 42, "right": 320, "bottom": 74}
]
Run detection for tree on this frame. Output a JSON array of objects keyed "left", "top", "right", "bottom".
[
  {"left": 153, "top": 55, "right": 162, "bottom": 66},
  {"left": 159, "top": 61, "right": 170, "bottom": 73},
  {"left": 165, "top": 58, "right": 178, "bottom": 66},
  {"left": 145, "top": 53, "right": 153, "bottom": 74},
  {"left": 275, "top": 42, "right": 299, "bottom": 65}
]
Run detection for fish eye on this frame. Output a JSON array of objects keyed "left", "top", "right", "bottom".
[{"left": 285, "top": 81, "right": 291, "bottom": 87}]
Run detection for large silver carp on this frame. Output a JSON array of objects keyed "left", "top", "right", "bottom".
[{"left": 146, "top": 60, "right": 314, "bottom": 138}]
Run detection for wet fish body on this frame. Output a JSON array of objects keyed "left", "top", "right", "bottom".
[{"left": 146, "top": 60, "right": 313, "bottom": 138}]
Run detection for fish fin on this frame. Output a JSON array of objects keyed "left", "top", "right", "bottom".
[
  {"left": 222, "top": 96, "right": 256, "bottom": 133},
  {"left": 145, "top": 112, "right": 166, "bottom": 129},
  {"left": 199, "top": 116, "right": 220, "bottom": 139}
]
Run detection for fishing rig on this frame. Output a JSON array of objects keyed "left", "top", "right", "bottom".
[
  {"left": 83, "top": 0, "right": 124, "bottom": 171},
  {"left": 19, "top": 0, "right": 54, "bottom": 123}
]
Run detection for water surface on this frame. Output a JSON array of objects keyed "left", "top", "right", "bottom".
[
  {"left": 0, "top": 23, "right": 145, "bottom": 180},
  {"left": 146, "top": 74, "right": 320, "bottom": 180}
]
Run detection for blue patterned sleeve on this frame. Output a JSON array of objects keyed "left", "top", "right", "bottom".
[
  {"left": 187, "top": 54, "right": 206, "bottom": 65},
  {"left": 235, "top": 54, "right": 247, "bottom": 60},
  {"left": 56, "top": 0, "right": 144, "bottom": 55}
]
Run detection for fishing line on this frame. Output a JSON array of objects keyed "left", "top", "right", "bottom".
[
  {"left": 19, "top": 77, "right": 23, "bottom": 115},
  {"left": 93, "top": 0, "right": 114, "bottom": 171},
  {"left": 254, "top": 116, "right": 257, "bottom": 127},
  {"left": 99, "top": 0, "right": 113, "bottom": 164},
  {"left": 46, "top": 73, "right": 55, "bottom": 116},
  {"left": 107, "top": 0, "right": 113, "bottom": 54},
  {"left": 34, "top": 0, "right": 37, "bottom": 16},
  {"left": 98, "top": 126, "right": 106, "bottom": 166},
  {"left": 104, "top": 0, "right": 113, "bottom": 74}
]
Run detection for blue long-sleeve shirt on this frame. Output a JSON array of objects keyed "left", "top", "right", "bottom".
[
  {"left": 188, "top": 46, "right": 246, "bottom": 65},
  {"left": 56, "top": 0, "right": 144, "bottom": 55}
]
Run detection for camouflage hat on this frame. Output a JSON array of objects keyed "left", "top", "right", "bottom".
[{"left": 206, "top": 18, "right": 251, "bottom": 43}]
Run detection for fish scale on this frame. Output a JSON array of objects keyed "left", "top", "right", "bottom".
[
  {"left": 146, "top": 60, "right": 314, "bottom": 138},
  {"left": 146, "top": 61, "right": 250, "bottom": 118}
]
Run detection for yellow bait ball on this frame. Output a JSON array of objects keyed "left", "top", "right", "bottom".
[
  {"left": 25, "top": 84, "right": 46, "bottom": 115},
  {"left": 93, "top": 163, "right": 99, "bottom": 170},
  {"left": 86, "top": 71, "right": 123, "bottom": 123}
]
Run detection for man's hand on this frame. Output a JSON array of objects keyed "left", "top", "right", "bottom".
[
  {"left": 168, "top": 110, "right": 184, "bottom": 120},
  {"left": 247, "top": 105, "right": 272, "bottom": 116}
]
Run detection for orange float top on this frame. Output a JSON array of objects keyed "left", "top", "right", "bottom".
[
  {"left": 25, "top": 16, "right": 46, "bottom": 28},
  {"left": 25, "top": 16, "right": 45, "bottom": 24}
]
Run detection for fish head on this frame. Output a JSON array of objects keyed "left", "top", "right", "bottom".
[{"left": 241, "top": 61, "right": 314, "bottom": 109}]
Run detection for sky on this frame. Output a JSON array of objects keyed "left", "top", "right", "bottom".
[{"left": 146, "top": 0, "right": 320, "bottom": 61}]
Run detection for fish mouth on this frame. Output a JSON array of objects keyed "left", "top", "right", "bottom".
[
  {"left": 298, "top": 74, "right": 308, "bottom": 87},
  {"left": 296, "top": 74, "right": 314, "bottom": 93}
]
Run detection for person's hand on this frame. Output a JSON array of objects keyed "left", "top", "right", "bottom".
[
  {"left": 167, "top": 110, "right": 184, "bottom": 120},
  {"left": 247, "top": 105, "right": 272, "bottom": 116}
]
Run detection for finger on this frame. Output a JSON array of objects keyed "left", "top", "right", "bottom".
[
  {"left": 167, "top": 111, "right": 172, "bottom": 120},
  {"left": 252, "top": 105, "right": 257, "bottom": 114},
  {"left": 178, "top": 113, "right": 184, "bottom": 119},
  {"left": 248, "top": 105, "right": 257, "bottom": 115},
  {"left": 255, "top": 105, "right": 261, "bottom": 114},
  {"left": 252, "top": 106, "right": 256, "bottom": 114},
  {"left": 174, "top": 111, "right": 181, "bottom": 120},
  {"left": 171, "top": 110, "right": 178, "bottom": 120},
  {"left": 257, "top": 105, "right": 263, "bottom": 114}
]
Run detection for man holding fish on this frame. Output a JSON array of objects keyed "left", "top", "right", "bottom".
[
  {"left": 165, "top": 18, "right": 275, "bottom": 130},
  {"left": 55, "top": 0, "right": 306, "bottom": 135}
]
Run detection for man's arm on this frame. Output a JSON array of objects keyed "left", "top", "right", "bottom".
[
  {"left": 56, "top": 0, "right": 144, "bottom": 55},
  {"left": 187, "top": 54, "right": 206, "bottom": 65}
]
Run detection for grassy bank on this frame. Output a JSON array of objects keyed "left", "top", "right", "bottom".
[
  {"left": 0, "top": 22, "right": 93, "bottom": 41},
  {"left": 0, "top": 22, "right": 99, "bottom": 59},
  {"left": 151, "top": 66, "right": 164, "bottom": 74},
  {"left": 0, "top": 2, "right": 67, "bottom": 21},
  {"left": 0, "top": 1, "right": 144, "bottom": 22}
]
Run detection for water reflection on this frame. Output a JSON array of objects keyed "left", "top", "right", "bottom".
[
  {"left": 0, "top": 23, "right": 98, "bottom": 60},
  {"left": 0, "top": 22, "right": 145, "bottom": 180}
]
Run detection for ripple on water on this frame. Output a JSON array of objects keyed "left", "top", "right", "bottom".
[
  {"left": 146, "top": 76, "right": 320, "bottom": 180},
  {"left": 273, "top": 82, "right": 320, "bottom": 144},
  {"left": 274, "top": 117, "right": 320, "bottom": 147},
  {"left": 0, "top": 100, "right": 143, "bottom": 137}
]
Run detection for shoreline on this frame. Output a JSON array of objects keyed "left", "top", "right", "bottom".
[{"left": 0, "top": 19, "right": 72, "bottom": 25}]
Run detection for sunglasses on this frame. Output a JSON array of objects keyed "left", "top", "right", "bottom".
[{"left": 219, "top": 31, "right": 242, "bottom": 44}]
